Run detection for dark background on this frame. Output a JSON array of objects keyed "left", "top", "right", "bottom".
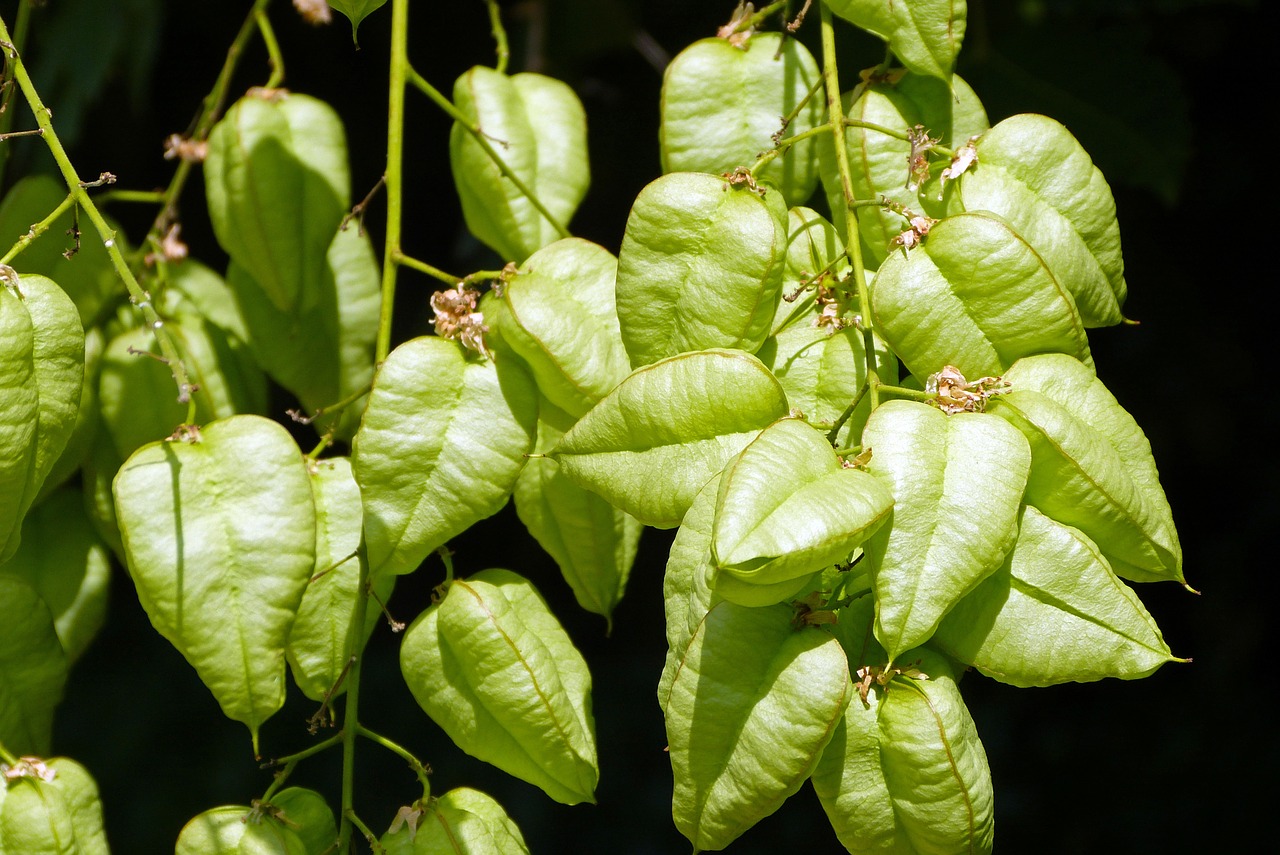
[{"left": 2, "top": 0, "right": 1269, "bottom": 852}]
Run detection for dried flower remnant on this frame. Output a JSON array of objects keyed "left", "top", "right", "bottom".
[
  {"left": 853, "top": 661, "right": 929, "bottom": 707},
  {"left": 388, "top": 803, "right": 426, "bottom": 840},
  {"left": 722, "top": 165, "right": 766, "bottom": 196},
  {"left": 926, "top": 364, "right": 1010, "bottom": 414},
  {"left": 430, "top": 283, "right": 489, "bottom": 357},
  {"left": 717, "top": 2, "right": 756, "bottom": 49},
  {"left": 814, "top": 283, "right": 852, "bottom": 330},
  {"left": 905, "top": 124, "right": 939, "bottom": 191},
  {"left": 163, "top": 134, "right": 208, "bottom": 163},
  {"left": 891, "top": 214, "right": 937, "bottom": 252},
  {"left": 145, "top": 223, "right": 189, "bottom": 265},
  {"left": 1, "top": 756, "right": 57, "bottom": 782},
  {"left": 941, "top": 135, "right": 979, "bottom": 183},
  {"left": 293, "top": 0, "right": 333, "bottom": 25}
]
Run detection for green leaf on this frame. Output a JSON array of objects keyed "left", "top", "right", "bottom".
[
  {"left": 816, "top": 73, "right": 988, "bottom": 266},
  {"left": 400, "top": 569, "right": 599, "bottom": 805},
  {"left": 113, "top": 415, "right": 317, "bottom": 752},
  {"left": 827, "top": 0, "right": 967, "bottom": 81},
  {"left": 450, "top": 67, "right": 589, "bottom": 262},
  {"left": 869, "top": 211, "right": 1092, "bottom": 381},
  {"left": 175, "top": 805, "right": 308, "bottom": 855},
  {"left": 379, "top": 788, "right": 530, "bottom": 854},
  {"left": 989, "top": 353, "right": 1182, "bottom": 583},
  {"left": 352, "top": 337, "right": 537, "bottom": 578},
  {"left": 226, "top": 224, "right": 379, "bottom": 441},
  {"left": 483, "top": 238, "right": 630, "bottom": 419},
  {"left": 0, "top": 576, "right": 67, "bottom": 756},
  {"left": 1, "top": 487, "right": 110, "bottom": 664},
  {"left": 514, "top": 398, "right": 641, "bottom": 630},
  {"left": 0, "top": 275, "right": 84, "bottom": 563},
  {"left": 665, "top": 600, "right": 850, "bottom": 851},
  {"left": 713, "top": 418, "right": 893, "bottom": 590},
  {"left": 0, "top": 175, "right": 117, "bottom": 328},
  {"left": 327, "top": 0, "right": 388, "bottom": 44},
  {"left": 957, "top": 113, "right": 1127, "bottom": 327},
  {"left": 551, "top": 349, "right": 789, "bottom": 528},
  {"left": 268, "top": 788, "right": 336, "bottom": 855},
  {"left": 876, "top": 650, "right": 994, "bottom": 854},
  {"left": 933, "top": 506, "right": 1177, "bottom": 686},
  {"left": 615, "top": 172, "right": 786, "bottom": 368},
  {"left": 286, "top": 457, "right": 393, "bottom": 701},
  {"left": 660, "top": 33, "right": 823, "bottom": 206},
  {"left": 0, "top": 757, "right": 109, "bottom": 855},
  {"left": 205, "top": 90, "right": 350, "bottom": 312},
  {"left": 862, "top": 400, "right": 1030, "bottom": 661}
]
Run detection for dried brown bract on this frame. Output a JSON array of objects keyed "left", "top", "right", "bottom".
[
  {"left": 430, "top": 283, "right": 489, "bottom": 357},
  {"left": 926, "top": 364, "right": 1010, "bottom": 414}
]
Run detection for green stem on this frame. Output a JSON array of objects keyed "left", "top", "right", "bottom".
[
  {"left": 357, "top": 725, "right": 432, "bottom": 798},
  {"left": 0, "top": 191, "right": 73, "bottom": 265},
  {"left": 483, "top": 0, "right": 509, "bottom": 74},
  {"left": 255, "top": 7, "right": 285, "bottom": 89},
  {"left": 877, "top": 383, "right": 932, "bottom": 403},
  {"left": 0, "top": 19, "right": 195, "bottom": 408},
  {"left": 437, "top": 546, "right": 455, "bottom": 586},
  {"left": 818, "top": 1, "right": 879, "bottom": 411},
  {"left": 376, "top": 0, "right": 410, "bottom": 364},
  {"left": 99, "top": 189, "right": 167, "bottom": 205},
  {"left": 826, "top": 378, "right": 869, "bottom": 444},
  {"left": 258, "top": 732, "right": 344, "bottom": 803},
  {"left": 0, "top": 0, "right": 33, "bottom": 189},
  {"left": 148, "top": 0, "right": 270, "bottom": 259},
  {"left": 392, "top": 250, "right": 459, "bottom": 285},
  {"left": 0, "top": 740, "right": 18, "bottom": 766},
  {"left": 741, "top": 1, "right": 790, "bottom": 30},
  {"left": 336, "top": 547, "right": 373, "bottom": 852},
  {"left": 345, "top": 811, "right": 380, "bottom": 852},
  {"left": 405, "top": 65, "right": 571, "bottom": 243}
]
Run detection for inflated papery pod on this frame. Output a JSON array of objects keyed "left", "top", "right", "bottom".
[
  {"left": 482, "top": 237, "right": 630, "bottom": 420},
  {"left": 514, "top": 396, "right": 641, "bottom": 631},
  {"left": 0, "top": 756, "right": 109, "bottom": 855},
  {"left": 988, "top": 353, "right": 1183, "bottom": 585},
  {"left": 869, "top": 210, "right": 1093, "bottom": 382},
  {"left": 286, "top": 457, "right": 394, "bottom": 702},
  {"left": 0, "top": 577, "right": 67, "bottom": 757},
  {"left": 861, "top": 400, "right": 1031, "bottom": 662},
  {"left": 826, "top": 0, "right": 967, "bottom": 81},
  {"left": 661, "top": 32, "right": 822, "bottom": 206},
  {"left": 1, "top": 487, "right": 111, "bottom": 665},
  {"left": 34, "top": 326, "right": 104, "bottom": 504},
  {"left": 550, "top": 349, "right": 789, "bottom": 528},
  {"left": 204, "top": 89, "right": 350, "bottom": 313},
  {"left": 614, "top": 172, "right": 787, "bottom": 368},
  {"left": 450, "top": 67, "right": 589, "bottom": 263},
  {"left": 113, "top": 416, "right": 317, "bottom": 754},
  {"left": 175, "top": 805, "right": 307, "bottom": 855},
  {"left": 815, "top": 72, "right": 988, "bottom": 266},
  {"left": 0, "top": 274, "right": 83, "bottom": 563},
  {"left": 267, "top": 787, "right": 337, "bottom": 855},
  {"left": 400, "top": 569, "right": 599, "bottom": 805},
  {"left": 98, "top": 315, "right": 267, "bottom": 461},
  {"left": 933, "top": 505, "right": 1179, "bottom": 686},
  {"left": 953, "top": 114, "right": 1127, "bottom": 327},
  {"left": 380, "top": 788, "right": 530, "bottom": 855},
  {"left": 712, "top": 418, "right": 893, "bottom": 603},
  {"left": 812, "top": 599, "right": 995, "bottom": 854},
  {"left": 664, "top": 599, "right": 850, "bottom": 851},
  {"left": 352, "top": 337, "right": 538, "bottom": 579},
  {"left": 225, "top": 224, "right": 380, "bottom": 441}
]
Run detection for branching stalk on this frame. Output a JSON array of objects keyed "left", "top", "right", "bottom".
[
  {"left": 0, "top": 16, "right": 196, "bottom": 413},
  {"left": 818, "top": 1, "right": 879, "bottom": 410}
]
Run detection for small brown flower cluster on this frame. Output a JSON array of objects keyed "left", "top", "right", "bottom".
[
  {"left": 2, "top": 756, "right": 56, "bottom": 783},
  {"left": 430, "top": 283, "right": 489, "bottom": 357}
]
